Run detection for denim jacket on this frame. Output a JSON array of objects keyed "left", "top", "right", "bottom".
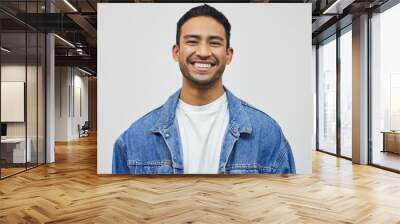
[{"left": 113, "top": 88, "right": 296, "bottom": 174}]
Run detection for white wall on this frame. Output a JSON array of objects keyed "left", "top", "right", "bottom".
[
  {"left": 98, "top": 3, "right": 313, "bottom": 174},
  {"left": 55, "top": 67, "right": 89, "bottom": 141},
  {"left": 55, "top": 67, "right": 69, "bottom": 141},
  {"left": 72, "top": 72, "right": 89, "bottom": 138}
]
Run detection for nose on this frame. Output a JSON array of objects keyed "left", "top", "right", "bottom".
[{"left": 195, "top": 42, "right": 211, "bottom": 58}]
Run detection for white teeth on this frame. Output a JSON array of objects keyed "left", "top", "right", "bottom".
[{"left": 194, "top": 63, "right": 211, "bottom": 68}]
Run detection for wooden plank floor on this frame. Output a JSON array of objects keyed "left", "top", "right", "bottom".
[{"left": 1, "top": 134, "right": 400, "bottom": 224}]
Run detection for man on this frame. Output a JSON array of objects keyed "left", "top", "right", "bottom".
[{"left": 113, "top": 4, "right": 295, "bottom": 174}]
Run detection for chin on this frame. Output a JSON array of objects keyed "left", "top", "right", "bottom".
[
  {"left": 190, "top": 73, "right": 214, "bottom": 82},
  {"left": 191, "top": 78, "right": 220, "bottom": 88}
]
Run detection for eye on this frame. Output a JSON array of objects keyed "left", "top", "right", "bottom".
[
  {"left": 210, "top": 42, "right": 222, "bottom": 46},
  {"left": 186, "top": 40, "right": 198, "bottom": 45}
]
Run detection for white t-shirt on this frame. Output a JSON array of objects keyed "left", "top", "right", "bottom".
[{"left": 176, "top": 93, "right": 229, "bottom": 174}]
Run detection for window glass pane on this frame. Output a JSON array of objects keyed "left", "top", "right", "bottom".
[
  {"left": 371, "top": 3, "right": 400, "bottom": 171},
  {"left": 27, "top": 31, "right": 38, "bottom": 169},
  {"left": 340, "top": 29, "right": 352, "bottom": 158},
  {"left": 318, "top": 37, "right": 337, "bottom": 154},
  {"left": 313, "top": 45, "right": 317, "bottom": 151},
  {"left": 38, "top": 32, "right": 45, "bottom": 165},
  {"left": 26, "top": 0, "right": 39, "bottom": 170}
]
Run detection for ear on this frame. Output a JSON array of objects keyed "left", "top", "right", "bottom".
[
  {"left": 172, "top": 44, "right": 179, "bottom": 62},
  {"left": 225, "top": 47, "right": 234, "bottom": 65}
]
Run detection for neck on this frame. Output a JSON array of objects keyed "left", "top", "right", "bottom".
[{"left": 180, "top": 79, "right": 224, "bottom": 106}]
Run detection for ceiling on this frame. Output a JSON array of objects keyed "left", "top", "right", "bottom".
[{"left": 0, "top": 0, "right": 393, "bottom": 75}]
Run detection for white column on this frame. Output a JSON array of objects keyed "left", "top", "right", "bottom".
[
  {"left": 46, "top": 33, "right": 55, "bottom": 163},
  {"left": 45, "top": 1, "right": 56, "bottom": 163}
]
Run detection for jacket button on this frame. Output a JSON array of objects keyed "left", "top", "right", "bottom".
[{"left": 165, "top": 133, "right": 170, "bottom": 138}]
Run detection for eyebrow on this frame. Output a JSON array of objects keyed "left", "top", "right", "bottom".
[
  {"left": 209, "top": 36, "right": 224, "bottom": 41},
  {"left": 183, "top": 35, "right": 224, "bottom": 41},
  {"left": 183, "top": 35, "right": 200, "bottom": 39}
]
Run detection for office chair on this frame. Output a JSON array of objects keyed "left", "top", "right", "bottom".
[{"left": 79, "top": 121, "right": 90, "bottom": 138}]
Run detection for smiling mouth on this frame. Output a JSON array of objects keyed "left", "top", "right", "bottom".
[{"left": 189, "top": 61, "right": 216, "bottom": 73}]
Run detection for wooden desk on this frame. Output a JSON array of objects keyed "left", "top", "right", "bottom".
[
  {"left": 381, "top": 131, "right": 400, "bottom": 154},
  {"left": 1, "top": 138, "right": 32, "bottom": 163}
]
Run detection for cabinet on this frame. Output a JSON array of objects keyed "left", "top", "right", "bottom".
[
  {"left": 382, "top": 131, "right": 400, "bottom": 154},
  {"left": 0, "top": 138, "right": 32, "bottom": 164}
]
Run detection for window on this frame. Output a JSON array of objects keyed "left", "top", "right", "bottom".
[
  {"left": 318, "top": 37, "right": 337, "bottom": 154},
  {"left": 371, "top": 2, "right": 400, "bottom": 171},
  {"left": 339, "top": 29, "right": 352, "bottom": 158}
]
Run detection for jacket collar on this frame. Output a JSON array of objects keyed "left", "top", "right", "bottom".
[{"left": 150, "top": 87, "right": 252, "bottom": 136}]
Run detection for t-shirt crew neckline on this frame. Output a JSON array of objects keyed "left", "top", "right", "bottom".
[{"left": 178, "top": 92, "right": 227, "bottom": 113}]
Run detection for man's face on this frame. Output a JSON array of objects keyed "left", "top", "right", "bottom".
[{"left": 173, "top": 16, "right": 233, "bottom": 87}]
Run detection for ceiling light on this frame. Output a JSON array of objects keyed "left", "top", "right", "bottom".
[
  {"left": 78, "top": 67, "right": 93, "bottom": 76},
  {"left": 63, "top": 0, "right": 78, "bottom": 12},
  {"left": 322, "top": 0, "right": 353, "bottom": 14},
  {"left": 76, "top": 48, "right": 84, "bottom": 55},
  {"left": 323, "top": 0, "right": 341, "bottom": 14},
  {"left": 1, "top": 47, "right": 11, "bottom": 53},
  {"left": 54, "top": 34, "right": 75, "bottom": 48}
]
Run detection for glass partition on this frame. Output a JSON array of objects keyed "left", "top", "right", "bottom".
[
  {"left": 27, "top": 31, "right": 38, "bottom": 169},
  {"left": 38, "top": 32, "right": 45, "bottom": 165},
  {"left": 0, "top": 31, "right": 28, "bottom": 177},
  {"left": 0, "top": 1, "right": 46, "bottom": 179}
]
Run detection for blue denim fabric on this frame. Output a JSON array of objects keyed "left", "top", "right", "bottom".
[{"left": 113, "top": 88, "right": 296, "bottom": 174}]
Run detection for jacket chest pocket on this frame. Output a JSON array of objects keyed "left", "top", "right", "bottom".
[{"left": 127, "top": 160, "right": 174, "bottom": 174}]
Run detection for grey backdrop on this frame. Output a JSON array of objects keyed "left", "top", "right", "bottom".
[{"left": 98, "top": 3, "right": 313, "bottom": 174}]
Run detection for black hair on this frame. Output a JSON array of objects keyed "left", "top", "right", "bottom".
[{"left": 176, "top": 4, "right": 231, "bottom": 48}]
